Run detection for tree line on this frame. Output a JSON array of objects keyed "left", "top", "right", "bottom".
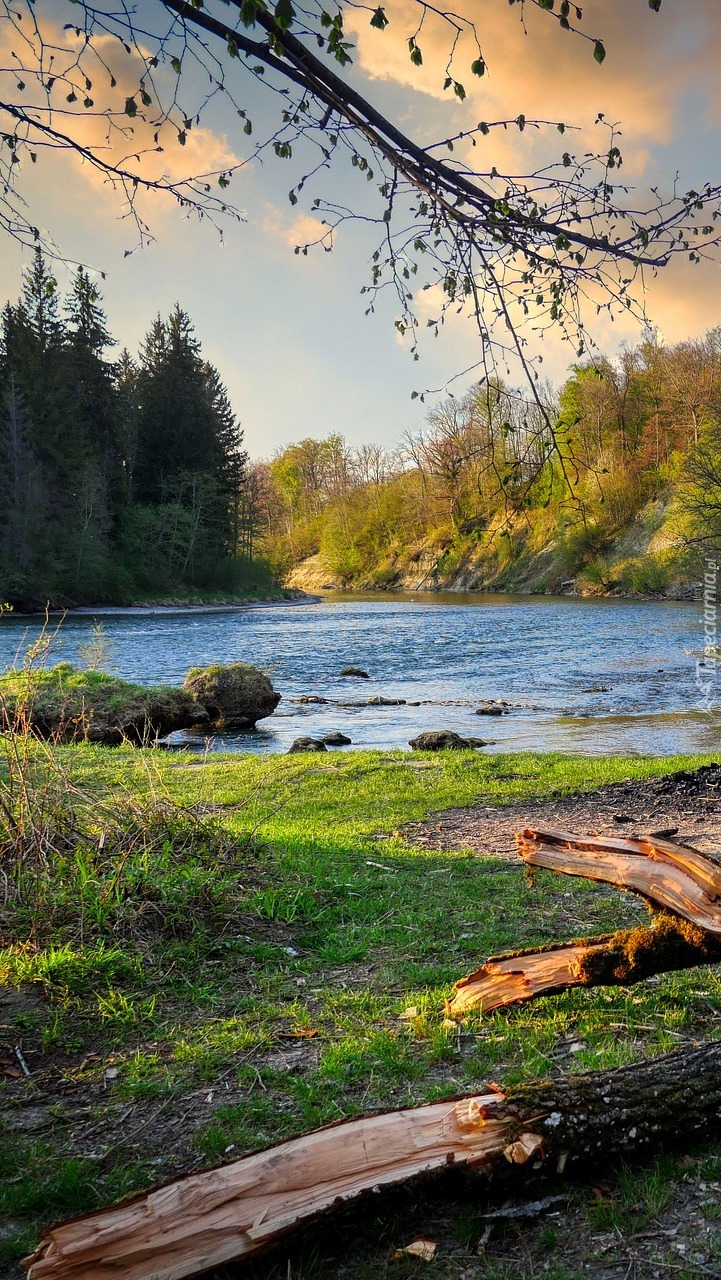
[
  {"left": 0, "top": 252, "right": 266, "bottom": 607},
  {"left": 253, "top": 330, "right": 721, "bottom": 595}
]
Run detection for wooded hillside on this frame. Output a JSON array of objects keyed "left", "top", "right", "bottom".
[{"left": 254, "top": 332, "right": 721, "bottom": 596}]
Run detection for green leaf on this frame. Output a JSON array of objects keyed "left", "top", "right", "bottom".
[
  {"left": 593, "top": 40, "right": 606, "bottom": 63},
  {"left": 453, "top": 80, "right": 466, "bottom": 101},
  {"left": 409, "top": 44, "right": 423, "bottom": 66},
  {"left": 171, "top": 57, "right": 182, "bottom": 73},
  {"left": 649, "top": 0, "right": 661, "bottom": 9},
  {"left": 124, "top": 96, "right": 137, "bottom": 117},
  {"left": 275, "top": 0, "right": 295, "bottom": 31},
  {"left": 471, "top": 58, "right": 485, "bottom": 76},
  {"left": 370, "top": 7, "right": 388, "bottom": 29}
]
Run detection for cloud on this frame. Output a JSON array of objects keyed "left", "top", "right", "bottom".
[
  {"left": 341, "top": 0, "right": 721, "bottom": 383},
  {"left": 262, "top": 206, "right": 330, "bottom": 249},
  {"left": 0, "top": 17, "right": 241, "bottom": 207},
  {"left": 346, "top": 0, "right": 719, "bottom": 166}
]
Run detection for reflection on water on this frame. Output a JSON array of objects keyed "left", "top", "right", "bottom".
[{"left": 0, "top": 591, "right": 716, "bottom": 756}]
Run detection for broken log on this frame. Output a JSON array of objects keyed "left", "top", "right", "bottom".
[
  {"left": 23, "top": 1042, "right": 721, "bottom": 1280},
  {"left": 518, "top": 827, "right": 721, "bottom": 931},
  {"left": 448, "top": 915, "right": 721, "bottom": 1016},
  {"left": 448, "top": 826, "right": 721, "bottom": 1017}
]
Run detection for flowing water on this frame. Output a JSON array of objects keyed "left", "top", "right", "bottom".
[{"left": 0, "top": 592, "right": 718, "bottom": 756}]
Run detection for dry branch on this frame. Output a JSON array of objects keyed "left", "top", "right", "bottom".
[
  {"left": 448, "top": 827, "right": 721, "bottom": 1017},
  {"left": 24, "top": 1043, "right": 721, "bottom": 1280}
]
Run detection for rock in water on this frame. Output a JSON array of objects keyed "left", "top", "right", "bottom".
[
  {"left": 183, "top": 663, "right": 280, "bottom": 728},
  {"left": 409, "top": 730, "right": 477, "bottom": 751},
  {"left": 339, "top": 666, "right": 370, "bottom": 678},
  {"left": 475, "top": 700, "right": 510, "bottom": 716},
  {"left": 0, "top": 664, "right": 208, "bottom": 746},
  {"left": 322, "top": 732, "right": 352, "bottom": 745},
  {"left": 288, "top": 737, "right": 328, "bottom": 753}
]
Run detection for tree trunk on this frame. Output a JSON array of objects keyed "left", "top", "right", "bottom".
[{"left": 24, "top": 1043, "right": 721, "bottom": 1280}]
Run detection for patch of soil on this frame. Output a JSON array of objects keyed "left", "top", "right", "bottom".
[{"left": 403, "top": 763, "right": 721, "bottom": 860}]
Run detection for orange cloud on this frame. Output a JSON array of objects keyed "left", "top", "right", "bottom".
[
  {"left": 0, "top": 18, "right": 241, "bottom": 208},
  {"left": 262, "top": 205, "right": 330, "bottom": 249},
  {"left": 346, "top": 0, "right": 719, "bottom": 162}
]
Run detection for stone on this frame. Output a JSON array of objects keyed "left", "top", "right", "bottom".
[
  {"left": 409, "top": 730, "right": 475, "bottom": 751},
  {"left": 288, "top": 737, "right": 328, "bottom": 753},
  {"left": 475, "top": 701, "right": 511, "bottom": 716},
  {"left": 366, "top": 695, "right": 406, "bottom": 706},
  {"left": 295, "top": 695, "right": 328, "bottom": 704},
  {"left": 183, "top": 663, "right": 280, "bottom": 728},
  {"left": 339, "top": 666, "right": 370, "bottom": 678},
  {"left": 322, "top": 732, "right": 352, "bottom": 745}
]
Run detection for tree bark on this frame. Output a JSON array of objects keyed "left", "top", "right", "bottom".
[{"left": 24, "top": 1043, "right": 721, "bottom": 1280}]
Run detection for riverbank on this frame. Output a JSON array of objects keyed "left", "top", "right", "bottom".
[
  {"left": 70, "top": 590, "right": 320, "bottom": 616},
  {"left": 2, "top": 747, "right": 721, "bottom": 1278},
  {"left": 9, "top": 589, "right": 320, "bottom": 618},
  {"left": 286, "top": 496, "right": 699, "bottom": 601}
]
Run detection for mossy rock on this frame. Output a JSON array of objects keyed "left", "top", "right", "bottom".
[
  {"left": 409, "top": 730, "right": 476, "bottom": 751},
  {"left": 183, "top": 662, "right": 280, "bottom": 728},
  {"left": 0, "top": 663, "right": 207, "bottom": 745},
  {"left": 288, "top": 737, "right": 327, "bottom": 753}
]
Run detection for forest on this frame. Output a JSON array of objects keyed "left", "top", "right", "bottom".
[
  {"left": 0, "top": 251, "right": 267, "bottom": 609},
  {"left": 4, "top": 247, "right": 721, "bottom": 609},
  {"left": 255, "top": 331, "right": 721, "bottom": 598}
]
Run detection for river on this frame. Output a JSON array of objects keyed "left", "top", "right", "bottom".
[{"left": 0, "top": 592, "right": 718, "bottom": 756}]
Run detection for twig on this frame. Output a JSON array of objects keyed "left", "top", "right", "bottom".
[{"left": 14, "top": 1045, "right": 30, "bottom": 1077}]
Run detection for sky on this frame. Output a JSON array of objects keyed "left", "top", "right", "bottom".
[{"left": 1, "top": 0, "right": 720, "bottom": 460}]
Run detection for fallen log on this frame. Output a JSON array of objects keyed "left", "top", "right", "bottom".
[
  {"left": 23, "top": 1042, "right": 721, "bottom": 1280},
  {"left": 448, "top": 826, "right": 721, "bottom": 1017},
  {"left": 448, "top": 915, "right": 721, "bottom": 1016}
]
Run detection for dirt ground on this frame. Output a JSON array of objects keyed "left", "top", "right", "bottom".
[{"left": 403, "top": 761, "right": 721, "bottom": 862}]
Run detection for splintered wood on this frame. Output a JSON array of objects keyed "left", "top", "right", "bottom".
[
  {"left": 448, "top": 826, "right": 721, "bottom": 1017},
  {"left": 24, "top": 1042, "right": 721, "bottom": 1280},
  {"left": 24, "top": 1096, "right": 515, "bottom": 1280},
  {"left": 518, "top": 827, "right": 721, "bottom": 931}
]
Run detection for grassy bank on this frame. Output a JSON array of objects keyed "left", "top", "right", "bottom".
[{"left": 2, "top": 748, "right": 721, "bottom": 1277}]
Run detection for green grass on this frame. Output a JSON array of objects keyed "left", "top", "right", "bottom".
[{"left": 1, "top": 746, "right": 721, "bottom": 1273}]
